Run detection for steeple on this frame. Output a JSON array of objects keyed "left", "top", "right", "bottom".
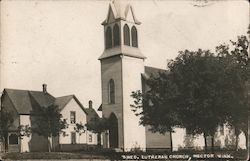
[
  {"left": 99, "top": 0, "right": 146, "bottom": 60},
  {"left": 99, "top": 0, "right": 146, "bottom": 151},
  {"left": 102, "top": 0, "right": 141, "bottom": 25}
]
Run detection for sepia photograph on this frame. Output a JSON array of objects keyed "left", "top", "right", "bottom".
[{"left": 0, "top": 0, "right": 249, "bottom": 160}]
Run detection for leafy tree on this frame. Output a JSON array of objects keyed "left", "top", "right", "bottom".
[
  {"left": 216, "top": 35, "right": 249, "bottom": 150},
  {"left": 131, "top": 35, "right": 249, "bottom": 152},
  {"left": 131, "top": 71, "right": 180, "bottom": 152},
  {"left": 18, "top": 125, "right": 32, "bottom": 138},
  {"left": 74, "top": 122, "right": 86, "bottom": 136},
  {"left": 31, "top": 105, "right": 67, "bottom": 152},
  {"left": 167, "top": 49, "right": 227, "bottom": 152},
  {"left": 85, "top": 117, "right": 110, "bottom": 147},
  {"left": 132, "top": 49, "right": 227, "bottom": 152},
  {"left": 0, "top": 109, "right": 13, "bottom": 152}
]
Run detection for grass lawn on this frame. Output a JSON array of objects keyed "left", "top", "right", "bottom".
[
  {"left": 0, "top": 149, "right": 248, "bottom": 160},
  {"left": 1, "top": 152, "right": 109, "bottom": 160}
]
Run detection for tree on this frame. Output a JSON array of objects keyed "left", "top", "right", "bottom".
[
  {"left": 131, "top": 37, "right": 249, "bottom": 152},
  {"left": 132, "top": 49, "right": 227, "bottom": 152},
  {"left": 17, "top": 124, "right": 32, "bottom": 152},
  {"left": 31, "top": 105, "right": 67, "bottom": 152},
  {"left": 167, "top": 49, "right": 228, "bottom": 152},
  {"left": 18, "top": 125, "right": 32, "bottom": 138},
  {"left": 131, "top": 71, "right": 180, "bottom": 152},
  {"left": 216, "top": 35, "right": 249, "bottom": 150},
  {"left": 85, "top": 117, "right": 110, "bottom": 147},
  {"left": 0, "top": 109, "right": 14, "bottom": 152},
  {"left": 74, "top": 122, "right": 86, "bottom": 136}
]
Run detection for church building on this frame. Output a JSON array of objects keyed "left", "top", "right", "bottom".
[
  {"left": 99, "top": 0, "right": 171, "bottom": 151},
  {"left": 98, "top": 0, "right": 246, "bottom": 152}
]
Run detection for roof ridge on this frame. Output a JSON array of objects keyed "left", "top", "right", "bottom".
[
  {"left": 5, "top": 89, "right": 35, "bottom": 114},
  {"left": 56, "top": 94, "right": 74, "bottom": 99},
  {"left": 4, "top": 90, "right": 19, "bottom": 112},
  {"left": 5, "top": 88, "right": 41, "bottom": 92},
  {"left": 4, "top": 88, "right": 55, "bottom": 95},
  {"left": 54, "top": 95, "right": 88, "bottom": 115},
  {"left": 144, "top": 66, "right": 167, "bottom": 71}
]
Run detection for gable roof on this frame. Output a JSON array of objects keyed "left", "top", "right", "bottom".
[
  {"left": 2, "top": 88, "right": 100, "bottom": 126},
  {"left": 54, "top": 95, "right": 100, "bottom": 123},
  {"left": 4, "top": 89, "right": 55, "bottom": 114},
  {"left": 143, "top": 66, "right": 168, "bottom": 80},
  {"left": 29, "top": 91, "right": 55, "bottom": 108},
  {"left": 102, "top": 0, "right": 141, "bottom": 25},
  {"left": 54, "top": 95, "right": 74, "bottom": 110},
  {"left": 54, "top": 95, "right": 87, "bottom": 114},
  {"left": 85, "top": 107, "right": 100, "bottom": 123}
]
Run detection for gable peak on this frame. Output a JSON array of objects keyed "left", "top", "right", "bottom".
[{"left": 102, "top": 0, "right": 141, "bottom": 25}]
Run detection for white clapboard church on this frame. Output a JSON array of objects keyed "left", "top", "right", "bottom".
[{"left": 98, "top": 0, "right": 246, "bottom": 152}]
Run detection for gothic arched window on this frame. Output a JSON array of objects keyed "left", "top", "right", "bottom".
[
  {"left": 131, "top": 26, "right": 138, "bottom": 47},
  {"left": 105, "top": 26, "right": 112, "bottom": 49},
  {"left": 113, "top": 24, "right": 120, "bottom": 46},
  {"left": 123, "top": 24, "right": 130, "bottom": 46},
  {"left": 108, "top": 79, "right": 115, "bottom": 104}
]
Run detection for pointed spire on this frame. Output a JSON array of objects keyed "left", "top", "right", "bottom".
[
  {"left": 102, "top": 0, "right": 141, "bottom": 25},
  {"left": 112, "top": 0, "right": 127, "bottom": 18}
]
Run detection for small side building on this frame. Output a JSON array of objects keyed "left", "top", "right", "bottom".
[
  {"left": 54, "top": 95, "right": 99, "bottom": 151},
  {"left": 0, "top": 85, "right": 100, "bottom": 152}
]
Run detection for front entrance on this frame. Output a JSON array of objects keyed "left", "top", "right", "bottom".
[
  {"left": 8, "top": 133, "right": 20, "bottom": 152},
  {"left": 109, "top": 113, "right": 118, "bottom": 148}
]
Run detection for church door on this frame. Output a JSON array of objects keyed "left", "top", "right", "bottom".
[{"left": 109, "top": 113, "right": 118, "bottom": 148}]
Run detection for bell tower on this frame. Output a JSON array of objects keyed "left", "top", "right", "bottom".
[{"left": 99, "top": 0, "right": 146, "bottom": 151}]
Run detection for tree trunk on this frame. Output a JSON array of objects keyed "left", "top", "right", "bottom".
[
  {"left": 170, "top": 130, "right": 173, "bottom": 152},
  {"left": 48, "top": 135, "right": 52, "bottom": 152},
  {"left": 235, "top": 134, "right": 239, "bottom": 151},
  {"left": 53, "top": 137, "right": 56, "bottom": 152},
  {"left": 211, "top": 135, "right": 214, "bottom": 153},
  {"left": 97, "top": 133, "right": 101, "bottom": 148},
  {"left": 4, "top": 134, "right": 8, "bottom": 152},
  {"left": 244, "top": 131, "right": 248, "bottom": 151},
  {"left": 204, "top": 133, "right": 207, "bottom": 153},
  {"left": 235, "top": 128, "right": 240, "bottom": 151}
]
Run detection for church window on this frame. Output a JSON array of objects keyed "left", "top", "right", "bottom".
[
  {"left": 113, "top": 24, "right": 120, "bottom": 46},
  {"left": 70, "top": 111, "right": 76, "bottom": 124},
  {"left": 105, "top": 26, "right": 112, "bottom": 49},
  {"left": 108, "top": 79, "right": 115, "bottom": 104},
  {"left": 123, "top": 24, "right": 130, "bottom": 46},
  {"left": 131, "top": 26, "right": 138, "bottom": 47},
  {"left": 9, "top": 134, "right": 18, "bottom": 144},
  {"left": 89, "top": 134, "right": 93, "bottom": 142}
]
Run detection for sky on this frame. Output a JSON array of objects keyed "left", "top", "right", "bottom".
[{"left": 0, "top": 0, "right": 249, "bottom": 110}]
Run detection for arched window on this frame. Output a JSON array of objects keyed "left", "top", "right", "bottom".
[
  {"left": 131, "top": 26, "right": 138, "bottom": 47},
  {"left": 9, "top": 134, "right": 18, "bottom": 144},
  {"left": 105, "top": 26, "right": 112, "bottom": 49},
  {"left": 108, "top": 79, "right": 115, "bottom": 104},
  {"left": 123, "top": 24, "right": 130, "bottom": 46},
  {"left": 113, "top": 24, "right": 120, "bottom": 46}
]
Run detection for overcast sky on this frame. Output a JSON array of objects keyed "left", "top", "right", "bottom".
[{"left": 0, "top": 0, "right": 249, "bottom": 109}]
